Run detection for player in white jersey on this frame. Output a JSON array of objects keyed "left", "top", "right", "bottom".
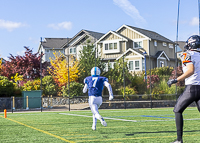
[
  {"left": 83, "top": 67, "right": 114, "bottom": 130},
  {"left": 167, "top": 35, "right": 200, "bottom": 143}
]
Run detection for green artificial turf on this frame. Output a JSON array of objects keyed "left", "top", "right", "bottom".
[{"left": 0, "top": 107, "right": 200, "bottom": 143}]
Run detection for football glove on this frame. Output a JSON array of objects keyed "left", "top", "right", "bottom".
[
  {"left": 167, "top": 79, "right": 178, "bottom": 87},
  {"left": 109, "top": 96, "right": 113, "bottom": 101}
]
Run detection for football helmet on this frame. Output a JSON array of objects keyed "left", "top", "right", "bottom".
[
  {"left": 91, "top": 67, "right": 101, "bottom": 76},
  {"left": 184, "top": 35, "right": 200, "bottom": 51}
]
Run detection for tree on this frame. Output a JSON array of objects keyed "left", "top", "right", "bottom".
[
  {"left": 103, "top": 58, "right": 132, "bottom": 95},
  {"left": 1, "top": 47, "right": 48, "bottom": 80},
  {"left": 48, "top": 51, "right": 79, "bottom": 88},
  {"left": 0, "top": 58, "right": 2, "bottom": 75},
  {"left": 78, "top": 44, "right": 105, "bottom": 82}
]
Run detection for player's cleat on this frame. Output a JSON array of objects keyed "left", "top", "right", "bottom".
[
  {"left": 170, "top": 139, "right": 183, "bottom": 143},
  {"left": 100, "top": 117, "right": 107, "bottom": 127},
  {"left": 92, "top": 126, "right": 96, "bottom": 131}
]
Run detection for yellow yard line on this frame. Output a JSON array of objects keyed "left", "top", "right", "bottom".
[{"left": 0, "top": 116, "right": 75, "bottom": 143}]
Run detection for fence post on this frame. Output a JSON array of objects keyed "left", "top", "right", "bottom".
[
  {"left": 26, "top": 96, "right": 29, "bottom": 110},
  {"left": 50, "top": 95, "right": 53, "bottom": 108},
  {"left": 41, "top": 96, "right": 43, "bottom": 112}
]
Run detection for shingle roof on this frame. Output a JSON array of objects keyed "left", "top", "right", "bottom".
[
  {"left": 127, "top": 25, "right": 174, "bottom": 43},
  {"left": 84, "top": 30, "right": 104, "bottom": 40},
  {"left": 42, "top": 38, "right": 71, "bottom": 49}
]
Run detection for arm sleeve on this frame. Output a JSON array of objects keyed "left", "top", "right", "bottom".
[
  {"left": 104, "top": 81, "right": 113, "bottom": 97},
  {"left": 83, "top": 84, "right": 88, "bottom": 93}
]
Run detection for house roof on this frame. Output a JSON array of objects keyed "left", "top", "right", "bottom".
[
  {"left": 62, "top": 29, "right": 104, "bottom": 48},
  {"left": 116, "top": 48, "right": 144, "bottom": 60},
  {"left": 126, "top": 25, "right": 175, "bottom": 43},
  {"left": 155, "top": 50, "right": 170, "bottom": 61},
  {"left": 96, "top": 30, "right": 129, "bottom": 44},
  {"left": 41, "top": 38, "right": 71, "bottom": 49},
  {"left": 84, "top": 29, "right": 104, "bottom": 40}
]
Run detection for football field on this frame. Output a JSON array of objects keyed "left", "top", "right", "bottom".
[{"left": 0, "top": 107, "right": 200, "bottom": 143}]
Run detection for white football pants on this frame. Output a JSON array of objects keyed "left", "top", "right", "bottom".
[{"left": 89, "top": 96, "right": 102, "bottom": 127}]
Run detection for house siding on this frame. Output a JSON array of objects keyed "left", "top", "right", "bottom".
[{"left": 118, "top": 27, "right": 145, "bottom": 39}]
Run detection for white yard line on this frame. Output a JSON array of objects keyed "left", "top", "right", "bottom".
[{"left": 59, "top": 113, "right": 200, "bottom": 122}]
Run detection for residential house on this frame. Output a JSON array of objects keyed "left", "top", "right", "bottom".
[
  {"left": 175, "top": 41, "right": 185, "bottom": 58},
  {"left": 95, "top": 24, "right": 176, "bottom": 73},
  {"left": 38, "top": 38, "right": 71, "bottom": 62},
  {"left": 0, "top": 58, "right": 5, "bottom": 64},
  {"left": 61, "top": 29, "right": 104, "bottom": 60}
]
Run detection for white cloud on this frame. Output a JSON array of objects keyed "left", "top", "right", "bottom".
[
  {"left": 48, "top": 21, "right": 72, "bottom": 30},
  {"left": 16, "top": 50, "right": 26, "bottom": 56},
  {"left": 0, "top": 19, "right": 27, "bottom": 32},
  {"left": 113, "top": 0, "right": 146, "bottom": 26},
  {"left": 190, "top": 17, "right": 199, "bottom": 26}
]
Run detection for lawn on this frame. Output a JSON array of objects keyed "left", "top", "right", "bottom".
[{"left": 0, "top": 107, "right": 200, "bottom": 143}]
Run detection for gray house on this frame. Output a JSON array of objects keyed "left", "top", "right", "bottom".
[
  {"left": 61, "top": 29, "right": 104, "bottom": 60},
  {"left": 38, "top": 38, "right": 71, "bottom": 62}
]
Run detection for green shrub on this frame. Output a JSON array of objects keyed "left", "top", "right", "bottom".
[
  {"left": 42, "top": 76, "right": 57, "bottom": 96},
  {"left": 0, "top": 76, "right": 15, "bottom": 97},
  {"left": 62, "top": 82, "right": 84, "bottom": 97},
  {"left": 22, "top": 79, "right": 40, "bottom": 91}
]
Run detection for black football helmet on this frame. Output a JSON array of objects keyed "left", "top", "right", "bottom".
[{"left": 184, "top": 35, "right": 200, "bottom": 51}]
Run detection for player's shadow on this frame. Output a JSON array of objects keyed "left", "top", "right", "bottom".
[{"left": 125, "top": 130, "right": 200, "bottom": 136}]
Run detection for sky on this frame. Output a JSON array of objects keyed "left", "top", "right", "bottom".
[{"left": 0, "top": 0, "right": 199, "bottom": 60}]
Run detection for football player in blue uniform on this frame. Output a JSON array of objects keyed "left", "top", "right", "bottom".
[
  {"left": 83, "top": 67, "right": 114, "bottom": 130},
  {"left": 167, "top": 35, "right": 200, "bottom": 143}
]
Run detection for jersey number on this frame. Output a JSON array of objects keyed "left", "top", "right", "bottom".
[{"left": 92, "top": 77, "right": 98, "bottom": 87}]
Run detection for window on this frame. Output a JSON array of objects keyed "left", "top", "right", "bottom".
[
  {"left": 109, "top": 43, "right": 113, "bottom": 50},
  {"left": 135, "top": 61, "right": 140, "bottom": 70},
  {"left": 114, "top": 43, "right": 117, "bottom": 49},
  {"left": 160, "top": 61, "right": 164, "bottom": 67},
  {"left": 105, "top": 44, "right": 108, "bottom": 50},
  {"left": 108, "top": 62, "right": 115, "bottom": 69},
  {"left": 134, "top": 41, "right": 142, "bottom": 48},
  {"left": 163, "top": 42, "right": 167, "bottom": 46},
  {"left": 169, "top": 44, "right": 173, "bottom": 48},
  {"left": 142, "top": 59, "right": 145, "bottom": 70},
  {"left": 103, "top": 41, "right": 120, "bottom": 54},
  {"left": 154, "top": 40, "right": 157, "bottom": 46},
  {"left": 129, "top": 61, "right": 133, "bottom": 70},
  {"left": 129, "top": 60, "right": 140, "bottom": 71},
  {"left": 69, "top": 47, "right": 76, "bottom": 54}
]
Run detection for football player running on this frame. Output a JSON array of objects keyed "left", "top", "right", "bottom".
[
  {"left": 167, "top": 35, "right": 200, "bottom": 143},
  {"left": 83, "top": 67, "right": 114, "bottom": 130}
]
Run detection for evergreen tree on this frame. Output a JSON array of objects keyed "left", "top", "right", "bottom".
[{"left": 78, "top": 44, "right": 105, "bottom": 82}]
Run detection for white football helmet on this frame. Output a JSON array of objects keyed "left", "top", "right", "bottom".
[{"left": 91, "top": 67, "right": 101, "bottom": 76}]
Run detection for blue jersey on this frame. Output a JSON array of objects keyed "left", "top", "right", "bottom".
[{"left": 84, "top": 76, "right": 108, "bottom": 96}]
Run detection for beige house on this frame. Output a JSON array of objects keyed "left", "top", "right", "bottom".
[{"left": 95, "top": 24, "right": 176, "bottom": 73}]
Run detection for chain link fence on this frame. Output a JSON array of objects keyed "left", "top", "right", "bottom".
[{"left": 0, "top": 94, "right": 197, "bottom": 112}]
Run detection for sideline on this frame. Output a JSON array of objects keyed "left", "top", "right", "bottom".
[{"left": 0, "top": 116, "right": 75, "bottom": 143}]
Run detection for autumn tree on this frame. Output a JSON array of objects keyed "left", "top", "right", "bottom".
[
  {"left": 48, "top": 52, "right": 79, "bottom": 88},
  {"left": 0, "top": 58, "right": 2, "bottom": 75},
  {"left": 1, "top": 47, "right": 48, "bottom": 80}
]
